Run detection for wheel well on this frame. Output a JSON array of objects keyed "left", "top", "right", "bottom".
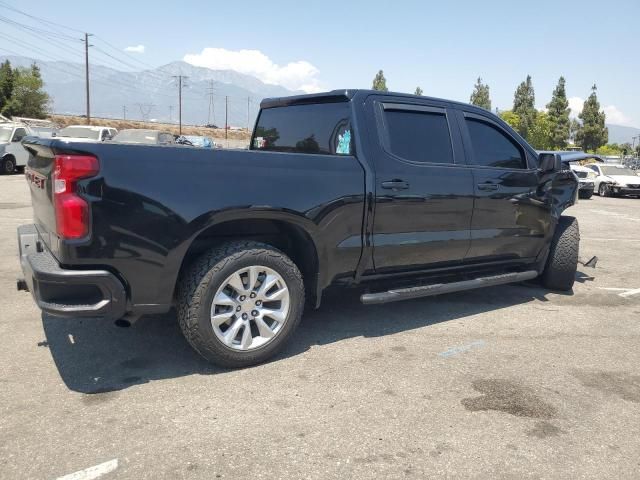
[
  {"left": 2, "top": 154, "right": 15, "bottom": 162},
  {"left": 176, "top": 219, "right": 319, "bottom": 301}
]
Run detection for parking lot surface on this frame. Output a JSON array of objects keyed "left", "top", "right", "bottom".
[{"left": 0, "top": 174, "right": 639, "bottom": 479}]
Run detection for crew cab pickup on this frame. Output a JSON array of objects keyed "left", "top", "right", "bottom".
[{"left": 18, "top": 90, "right": 583, "bottom": 367}]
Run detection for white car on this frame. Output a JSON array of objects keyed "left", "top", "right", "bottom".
[
  {"left": 0, "top": 123, "right": 32, "bottom": 174},
  {"left": 55, "top": 125, "right": 118, "bottom": 143},
  {"left": 570, "top": 164, "right": 596, "bottom": 199},
  {"left": 587, "top": 163, "right": 640, "bottom": 197}
]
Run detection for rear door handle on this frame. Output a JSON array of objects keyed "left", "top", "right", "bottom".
[
  {"left": 477, "top": 183, "right": 499, "bottom": 191},
  {"left": 381, "top": 179, "right": 410, "bottom": 190}
]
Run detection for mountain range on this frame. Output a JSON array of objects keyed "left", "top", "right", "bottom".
[
  {"left": 2, "top": 55, "right": 639, "bottom": 144},
  {"left": 0, "top": 55, "right": 298, "bottom": 127}
]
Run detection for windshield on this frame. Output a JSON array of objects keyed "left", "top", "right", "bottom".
[
  {"left": 0, "top": 126, "right": 12, "bottom": 142},
  {"left": 601, "top": 166, "right": 637, "bottom": 176},
  {"left": 57, "top": 127, "right": 101, "bottom": 140},
  {"left": 112, "top": 130, "right": 159, "bottom": 144}
]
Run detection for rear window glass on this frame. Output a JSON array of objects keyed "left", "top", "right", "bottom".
[
  {"left": 383, "top": 109, "right": 453, "bottom": 164},
  {"left": 252, "top": 102, "right": 352, "bottom": 155}
]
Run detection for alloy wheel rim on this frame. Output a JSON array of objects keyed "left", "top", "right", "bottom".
[{"left": 210, "top": 265, "right": 290, "bottom": 351}]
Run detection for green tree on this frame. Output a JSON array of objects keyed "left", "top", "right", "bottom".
[
  {"left": 575, "top": 84, "right": 608, "bottom": 152},
  {"left": 568, "top": 118, "right": 581, "bottom": 144},
  {"left": 1, "top": 63, "right": 50, "bottom": 118},
  {"left": 546, "top": 76, "right": 570, "bottom": 149},
  {"left": 372, "top": 70, "right": 388, "bottom": 92},
  {"left": 414, "top": 86, "right": 423, "bottom": 96},
  {"left": 499, "top": 110, "right": 520, "bottom": 131},
  {"left": 512, "top": 75, "right": 536, "bottom": 140},
  {"left": 619, "top": 142, "right": 633, "bottom": 156},
  {"left": 469, "top": 77, "right": 491, "bottom": 110},
  {"left": 595, "top": 144, "right": 622, "bottom": 156},
  {"left": 528, "top": 112, "right": 554, "bottom": 150},
  {"left": 0, "top": 60, "right": 14, "bottom": 112}
]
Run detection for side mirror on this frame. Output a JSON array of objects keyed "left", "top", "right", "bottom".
[
  {"left": 12, "top": 136, "right": 23, "bottom": 142},
  {"left": 538, "top": 153, "right": 561, "bottom": 173}
]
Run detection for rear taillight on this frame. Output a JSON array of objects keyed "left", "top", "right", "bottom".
[{"left": 53, "top": 154, "right": 99, "bottom": 239}]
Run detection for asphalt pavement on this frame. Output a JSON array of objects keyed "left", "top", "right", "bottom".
[{"left": 0, "top": 174, "right": 639, "bottom": 479}]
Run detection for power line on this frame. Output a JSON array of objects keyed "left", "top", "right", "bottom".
[{"left": 0, "top": 0, "right": 85, "bottom": 34}]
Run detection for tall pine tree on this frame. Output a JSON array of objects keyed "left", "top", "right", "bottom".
[
  {"left": 0, "top": 60, "right": 14, "bottom": 112},
  {"left": 546, "top": 77, "right": 570, "bottom": 149},
  {"left": 372, "top": 70, "right": 388, "bottom": 91},
  {"left": 513, "top": 75, "right": 536, "bottom": 139},
  {"left": 414, "top": 86, "right": 423, "bottom": 96},
  {"left": 576, "top": 85, "right": 608, "bottom": 152},
  {"left": 469, "top": 77, "right": 491, "bottom": 110}
]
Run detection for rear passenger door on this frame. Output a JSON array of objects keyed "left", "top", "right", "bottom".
[
  {"left": 367, "top": 98, "right": 474, "bottom": 273},
  {"left": 457, "top": 110, "right": 551, "bottom": 262}
]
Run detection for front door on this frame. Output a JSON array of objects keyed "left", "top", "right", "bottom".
[
  {"left": 457, "top": 111, "right": 551, "bottom": 262},
  {"left": 367, "top": 98, "right": 474, "bottom": 273},
  {"left": 6, "top": 127, "right": 29, "bottom": 166}
]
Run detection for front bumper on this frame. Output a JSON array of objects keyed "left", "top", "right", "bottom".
[
  {"left": 611, "top": 186, "right": 640, "bottom": 196},
  {"left": 17, "top": 224, "right": 127, "bottom": 321},
  {"left": 578, "top": 181, "right": 594, "bottom": 191}
]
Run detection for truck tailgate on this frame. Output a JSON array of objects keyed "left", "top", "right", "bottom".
[{"left": 23, "top": 138, "right": 57, "bottom": 243}]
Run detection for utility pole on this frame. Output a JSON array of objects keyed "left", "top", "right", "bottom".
[
  {"left": 206, "top": 80, "right": 215, "bottom": 125},
  {"left": 122, "top": 105, "right": 126, "bottom": 120},
  {"left": 172, "top": 75, "right": 188, "bottom": 135},
  {"left": 225, "top": 95, "right": 228, "bottom": 141},
  {"left": 84, "top": 33, "right": 93, "bottom": 125}
]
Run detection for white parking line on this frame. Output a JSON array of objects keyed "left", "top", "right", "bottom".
[
  {"left": 55, "top": 459, "right": 118, "bottom": 480},
  {"left": 599, "top": 287, "right": 640, "bottom": 298}
]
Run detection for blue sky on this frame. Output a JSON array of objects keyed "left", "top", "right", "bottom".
[{"left": 2, "top": 0, "right": 639, "bottom": 127}]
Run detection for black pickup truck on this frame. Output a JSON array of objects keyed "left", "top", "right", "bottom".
[{"left": 18, "top": 89, "right": 583, "bottom": 367}]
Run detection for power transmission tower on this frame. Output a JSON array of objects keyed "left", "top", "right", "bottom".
[
  {"left": 84, "top": 33, "right": 93, "bottom": 125},
  {"left": 206, "top": 80, "right": 215, "bottom": 125},
  {"left": 172, "top": 75, "right": 189, "bottom": 135},
  {"left": 122, "top": 105, "right": 127, "bottom": 120},
  {"left": 136, "top": 103, "right": 154, "bottom": 122}
]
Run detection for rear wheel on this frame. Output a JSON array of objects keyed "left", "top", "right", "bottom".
[
  {"left": 1, "top": 156, "right": 15, "bottom": 175},
  {"left": 541, "top": 216, "right": 579, "bottom": 291},
  {"left": 177, "top": 241, "right": 305, "bottom": 368}
]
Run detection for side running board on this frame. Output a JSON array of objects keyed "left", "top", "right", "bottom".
[{"left": 360, "top": 270, "right": 538, "bottom": 305}]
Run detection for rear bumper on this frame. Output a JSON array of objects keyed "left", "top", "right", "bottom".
[{"left": 17, "top": 224, "right": 127, "bottom": 321}]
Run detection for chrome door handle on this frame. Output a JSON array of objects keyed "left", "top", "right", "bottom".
[{"left": 381, "top": 180, "right": 410, "bottom": 190}]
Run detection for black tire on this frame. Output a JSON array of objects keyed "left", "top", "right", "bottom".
[
  {"left": 1, "top": 156, "right": 15, "bottom": 175},
  {"left": 177, "top": 241, "right": 305, "bottom": 368},
  {"left": 598, "top": 183, "right": 610, "bottom": 197},
  {"left": 541, "top": 216, "right": 579, "bottom": 291},
  {"left": 578, "top": 190, "right": 593, "bottom": 199}
]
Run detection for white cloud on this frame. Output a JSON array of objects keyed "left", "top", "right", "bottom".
[
  {"left": 124, "top": 45, "right": 145, "bottom": 54},
  {"left": 567, "top": 96, "right": 634, "bottom": 126},
  {"left": 602, "top": 105, "right": 633, "bottom": 126},
  {"left": 568, "top": 96, "right": 584, "bottom": 117},
  {"left": 183, "top": 47, "right": 323, "bottom": 93}
]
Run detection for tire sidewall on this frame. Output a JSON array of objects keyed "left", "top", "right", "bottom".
[
  {"left": 195, "top": 248, "right": 304, "bottom": 362},
  {"left": 2, "top": 157, "right": 15, "bottom": 174}
]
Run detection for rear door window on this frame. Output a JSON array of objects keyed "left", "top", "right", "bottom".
[
  {"left": 465, "top": 118, "right": 526, "bottom": 169},
  {"left": 252, "top": 102, "right": 352, "bottom": 155},
  {"left": 382, "top": 106, "right": 453, "bottom": 164}
]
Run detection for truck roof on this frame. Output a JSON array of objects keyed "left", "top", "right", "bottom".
[{"left": 260, "top": 89, "right": 496, "bottom": 117}]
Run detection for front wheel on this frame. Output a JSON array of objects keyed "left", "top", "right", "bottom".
[
  {"left": 541, "top": 216, "right": 579, "bottom": 291},
  {"left": 579, "top": 190, "right": 593, "bottom": 199},
  {"left": 598, "top": 183, "right": 610, "bottom": 197},
  {"left": 177, "top": 241, "right": 305, "bottom": 368},
  {"left": 1, "top": 156, "right": 15, "bottom": 175}
]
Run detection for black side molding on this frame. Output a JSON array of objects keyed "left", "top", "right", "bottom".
[{"left": 360, "top": 270, "right": 539, "bottom": 305}]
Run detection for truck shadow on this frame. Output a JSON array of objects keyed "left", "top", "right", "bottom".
[{"left": 42, "top": 281, "right": 569, "bottom": 394}]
